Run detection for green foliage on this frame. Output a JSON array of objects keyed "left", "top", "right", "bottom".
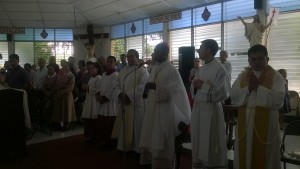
[
  {"left": 34, "top": 42, "right": 54, "bottom": 64},
  {"left": 112, "top": 39, "right": 125, "bottom": 61}
]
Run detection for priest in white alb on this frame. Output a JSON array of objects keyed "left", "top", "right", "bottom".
[
  {"left": 231, "top": 44, "right": 285, "bottom": 169},
  {"left": 111, "top": 49, "right": 149, "bottom": 153},
  {"left": 191, "top": 39, "right": 230, "bottom": 169},
  {"left": 139, "top": 42, "right": 191, "bottom": 169}
]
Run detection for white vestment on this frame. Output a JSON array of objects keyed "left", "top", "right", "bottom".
[
  {"left": 245, "top": 23, "right": 264, "bottom": 47},
  {"left": 99, "top": 71, "right": 118, "bottom": 116},
  {"left": 230, "top": 69, "right": 285, "bottom": 169},
  {"left": 191, "top": 59, "right": 229, "bottom": 168},
  {"left": 111, "top": 65, "right": 149, "bottom": 152},
  {"left": 81, "top": 75, "right": 101, "bottom": 119},
  {"left": 139, "top": 61, "right": 191, "bottom": 168}
]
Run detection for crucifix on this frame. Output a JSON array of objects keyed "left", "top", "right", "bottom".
[{"left": 74, "top": 24, "right": 109, "bottom": 61}]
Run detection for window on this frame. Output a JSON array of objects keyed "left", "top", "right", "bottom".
[
  {"left": 126, "top": 20, "right": 143, "bottom": 37},
  {"left": 0, "top": 34, "right": 7, "bottom": 41},
  {"left": 111, "top": 39, "right": 126, "bottom": 60},
  {"left": 126, "top": 36, "right": 143, "bottom": 59},
  {"left": 143, "top": 33, "right": 163, "bottom": 60},
  {"left": 223, "top": 0, "right": 255, "bottom": 21},
  {"left": 169, "top": 28, "right": 191, "bottom": 67},
  {"left": 14, "top": 29, "right": 34, "bottom": 41},
  {"left": 34, "top": 29, "right": 55, "bottom": 41},
  {"left": 111, "top": 24, "right": 125, "bottom": 39},
  {"left": 0, "top": 42, "right": 8, "bottom": 68},
  {"left": 193, "top": 3, "right": 221, "bottom": 26},
  {"left": 169, "top": 10, "right": 192, "bottom": 30},
  {"left": 267, "top": 0, "right": 300, "bottom": 12},
  {"left": 224, "top": 20, "right": 251, "bottom": 84},
  {"left": 144, "top": 19, "right": 163, "bottom": 34},
  {"left": 267, "top": 12, "right": 300, "bottom": 92},
  {"left": 15, "top": 42, "right": 34, "bottom": 67}
]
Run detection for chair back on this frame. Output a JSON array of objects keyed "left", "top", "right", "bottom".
[
  {"left": 288, "top": 90, "right": 299, "bottom": 117},
  {"left": 281, "top": 120, "right": 300, "bottom": 153}
]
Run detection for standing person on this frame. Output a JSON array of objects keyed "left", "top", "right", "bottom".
[
  {"left": 81, "top": 62, "right": 101, "bottom": 142},
  {"left": 230, "top": 44, "right": 285, "bottom": 169},
  {"left": 52, "top": 60, "right": 76, "bottom": 130},
  {"left": 117, "top": 54, "right": 128, "bottom": 72},
  {"left": 96, "top": 56, "right": 118, "bottom": 147},
  {"left": 191, "top": 39, "right": 229, "bottom": 169},
  {"left": 139, "top": 42, "right": 191, "bottom": 169},
  {"left": 277, "top": 69, "right": 291, "bottom": 130},
  {"left": 189, "top": 58, "right": 202, "bottom": 102},
  {"left": 111, "top": 49, "right": 149, "bottom": 153},
  {"left": 47, "top": 56, "right": 59, "bottom": 73},
  {"left": 219, "top": 50, "right": 232, "bottom": 79},
  {"left": 238, "top": 15, "right": 273, "bottom": 46},
  {"left": 5, "top": 54, "right": 28, "bottom": 89}
]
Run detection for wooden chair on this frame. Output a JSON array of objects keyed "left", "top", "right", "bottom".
[{"left": 280, "top": 120, "right": 300, "bottom": 169}]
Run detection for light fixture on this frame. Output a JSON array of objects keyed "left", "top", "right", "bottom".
[
  {"left": 40, "top": 29, "right": 48, "bottom": 39},
  {"left": 37, "top": 0, "right": 47, "bottom": 39}
]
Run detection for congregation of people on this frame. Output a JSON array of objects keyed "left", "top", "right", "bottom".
[{"left": 0, "top": 14, "right": 292, "bottom": 169}]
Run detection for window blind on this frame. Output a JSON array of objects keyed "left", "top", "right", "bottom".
[
  {"left": 169, "top": 28, "right": 191, "bottom": 68},
  {"left": 223, "top": 0, "right": 255, "bottom": 21},
  {"left": 224, "top": 20, "right": 251, "bottom": 85},
  {"left": 267, "top": 12, "right": 300, "bottom": 92},
  {"left": 0, "top": 34, "right": 7, "bottom": 41},
  {"left": 126, "top": 36, "right": 143, "bottom": 59},
  {"left": 15, "top": 42, "right": 35, "bottom": 67},
  {"left": 267, "top": 0, "right": 300, "bottom": 12}
]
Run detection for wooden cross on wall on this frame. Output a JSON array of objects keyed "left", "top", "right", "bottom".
[{"left": 73, "top": 24, "right": 109, "bottom": 46}]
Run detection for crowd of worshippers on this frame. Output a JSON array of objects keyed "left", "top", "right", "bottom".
[{"left": 0, "top": 40, "right": 291, "bottom": 169}]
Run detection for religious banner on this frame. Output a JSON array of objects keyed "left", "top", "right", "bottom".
[
  {"left": 268, "top": 7, "right": 280, "bottom": 26},
  {"left": 0, "top": 28, "right": 25, "bottom": 34},
  {"left": 150, "top": 12, "right": 182, "bottom": 25}
]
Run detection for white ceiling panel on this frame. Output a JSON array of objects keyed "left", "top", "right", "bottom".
[
  {"left": 72, "top": 0, "right": 116, "bottom": 12},
  {"left": 0, "top": 20, "right": 13, "bottom": 27},
  {"left": 0, "top": 0, "right": 216, "bottom": 28},
  {"left": 93, "top": 15, "right": 124, "bottom": 26},
  {"left": 120, "top": 0, "right": 160, "bottom": 8},
  {"left": 43, "top": 13, "right": 74, "bottom": 21},
  {"left": 2, "top": 2, "right": 39, "bottom": 12},
  {"left": 12, "top": 20, "right": 44, "bottom": 28},
  {"left": 0, "top": 12, "right": 9, "bottom": 20},
  {"left": 139, "top": 2, "right": 174, "bottom": 17},
  {"left": 8, "top": 12, "right": 42, "bottom": 20},
  {"left": 40, "top": 3, "right": 74, "bottom": 13}
]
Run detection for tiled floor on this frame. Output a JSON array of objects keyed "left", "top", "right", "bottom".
[
  {"left": 27, "top": 125, "right": 84, "bottom": 145},
  {"left": 27, "top": 123, "right": 300, "bottom": 169}
]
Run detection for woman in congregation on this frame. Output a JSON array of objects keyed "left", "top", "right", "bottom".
[
  {"left": 81, "top": 62, "right": 102, "bottom": 142},
  {"left": 96, "top": 56, "right": 118, "bottom": 147},
  {"left": 52, "top": 60, "right": 76, "bottom": 130}
]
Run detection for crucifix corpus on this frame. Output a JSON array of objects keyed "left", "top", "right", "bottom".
[{"left": 74, "top": 24, "right": 109, "bottom": 62}]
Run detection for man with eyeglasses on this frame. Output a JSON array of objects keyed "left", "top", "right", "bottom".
[
  {"left": 230, "top": 44, "right": 285, "bottom": 169},
  {"left": 191, "top": 39, "right": 230, "bottom": 169}
]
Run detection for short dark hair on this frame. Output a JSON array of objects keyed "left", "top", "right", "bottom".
[
  {"left": 9, "top": 54, "right": 20, "bottom": 61},
  {"left": 86, "top": 61, "right": 93, "bottom": 66},
  {"left": 107, "top": 56, "right": 116, "bottom": 62},
  {"left": 156, "top": 42, "right": 169, "bottom": 56},
  {"left": 24, "top": 63, "right": 31, "bottom": 68},
  {"left": 201, "top": 39, "right": 219, "bottom": 56},
  {"left": 248, "top": 44, "right": 268, "bottom": 57},
  {"left": 78, "top": 60, "right": 85, "bottom": 67},
  {"left": 127, "top": 49, "right": 139, "bottom": 59}
]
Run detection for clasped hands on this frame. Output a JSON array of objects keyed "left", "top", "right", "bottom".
[
  {"left": 95, "top": 92, "right": 109, "bottom": 104},
  {"left": 248, "top": 72, "right": 259, "bottom": 93},
  {"left": 192, "top": 78, "right": 204, "bottom": 89},
  {"left": 118, "top": 92, "right": 131, "bottom": 105}
]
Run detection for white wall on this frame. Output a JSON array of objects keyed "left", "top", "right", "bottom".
[{"left": 73, "top": 26, "right": 111, "bottom": 63}]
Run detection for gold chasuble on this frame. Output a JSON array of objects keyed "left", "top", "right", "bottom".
[{"left": 238, "top": 65, "right": 276, "bottom": 169}]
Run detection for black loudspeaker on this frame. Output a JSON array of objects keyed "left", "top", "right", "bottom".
[
  {"left": 179, "top": 46, "right": 195, "bottom": 89},
  {"left": 254, "top": 0, "right": 262, "bottom": 9}
]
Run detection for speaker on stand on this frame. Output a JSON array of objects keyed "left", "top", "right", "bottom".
[{"left": 178, "top": 46, "right": 195, "bottom": 90}]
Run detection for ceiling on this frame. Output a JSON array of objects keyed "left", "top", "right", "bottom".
[{"left": 0, "top": 0, "right": 219, "bottom": 29}]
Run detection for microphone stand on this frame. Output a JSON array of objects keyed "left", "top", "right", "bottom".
[{"left": 121, "top": 64, "right": 142, "bottom": 164}]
